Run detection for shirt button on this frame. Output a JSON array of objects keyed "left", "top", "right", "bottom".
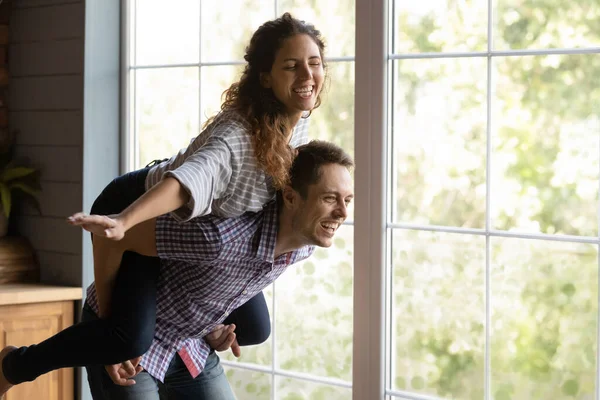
[{"left": 242, "top": 290, "right": 248, "bottom": 295}]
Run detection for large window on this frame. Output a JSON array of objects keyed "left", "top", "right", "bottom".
[
  {"left": 386, "top": 1, "right": 600, "bottom": 399},
  {"left": 124, "top": 0, "right": 600, "bottom": 398},
  {"left": 125, "top": 1, "right": 355, "bottom": 398}
]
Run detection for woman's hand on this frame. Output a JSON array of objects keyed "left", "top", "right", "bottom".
[{"left": 67, "top": 213, "right": 126, "bottom": 241}]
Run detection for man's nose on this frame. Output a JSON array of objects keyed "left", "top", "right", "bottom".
[{"left": 334, "top": 201, "right": 348, "bottom": 220}]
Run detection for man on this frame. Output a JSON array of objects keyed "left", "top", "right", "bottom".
[{"left": 85, "top": 139, "right": 354, "bottom": 399}]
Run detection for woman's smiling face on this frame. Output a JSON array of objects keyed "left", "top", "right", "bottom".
[{"left": 261, "top": 34, "right": 325, "bottom": 121}]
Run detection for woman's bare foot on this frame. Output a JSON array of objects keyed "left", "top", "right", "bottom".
[{"left": 0, "top": 346, "right": 17, "bottom": 398}]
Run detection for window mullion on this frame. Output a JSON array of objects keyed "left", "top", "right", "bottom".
[{"left": 354, "top": 0, "right": 388, "bottom": 399}]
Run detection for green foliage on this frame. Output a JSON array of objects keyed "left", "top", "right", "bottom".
[
  {"left": 0, "top": 132, "right": 40, "bottom": 218},
  {"left": 389, "top": 0, "right": 600, "bottom": 394}
]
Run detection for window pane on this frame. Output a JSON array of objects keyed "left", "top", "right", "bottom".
[
  {"left": 225, "top": 368, "right": 272, "bottom": 400},
  {"left": 391, "top": 229, "right": 485, "bottom": 399},
  {"left": 393, "top": 0, "right": 487, "bottom": 54},
  {"left": 391, "top": 58, "right": 487, "bottom": 228},
  {"left": 493, "top": 0, "right": 600, "bottom": 50},
  {"left": 491, "top": 55, "right": 600, "bottom": 236},
  {"left": 276, "top": 377, "right": 351, "bottom": 399},
  {"left": 134, "top": 0, "right": 199, "bottom": 65},
  {"left": 309, "top": 62, "right": 355, "bottom": 157},
  {"left": 308, "top": 61, "right": 355, "bottom": 221},
  {"left": 491, "top": 238, "right": 598, "bottom": 399},
  {"left": 135, "top": 67, "right": 199, "bottom": 169},
  {"left": 279, "top": 0, "right": 355, "bottom": 58},
  {"left": 275, "top": 225, "right": 353, "bottom": 381},
  {"left": 201, "top": 1, "right": 274, "bottom": 62},
  {"left": 200, "top": 65, "right": 245, "bottom": 126}
]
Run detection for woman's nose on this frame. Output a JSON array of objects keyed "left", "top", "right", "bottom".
[{"left": 298, "top": 63, "right": 312, "bottom": 80}]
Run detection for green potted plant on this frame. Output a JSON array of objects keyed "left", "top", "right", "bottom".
[{"left": 0, "top": 130, "right": 40, "bottom": 236}]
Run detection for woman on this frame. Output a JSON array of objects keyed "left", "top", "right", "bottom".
[{"left": 0, "top": 12, "right": 327, "bottom": 397}]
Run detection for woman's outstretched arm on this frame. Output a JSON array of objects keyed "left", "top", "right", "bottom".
[{"left": 69, "top": 177, "right": 189, "bottom": 241}]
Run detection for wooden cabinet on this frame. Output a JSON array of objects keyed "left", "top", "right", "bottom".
[{"left": 0, "top": 285, "right": 81, "bottom": 400}]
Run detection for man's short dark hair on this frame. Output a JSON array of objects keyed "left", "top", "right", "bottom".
[{"left": 289, "top": 140, "right": 354, "bottom": 198}]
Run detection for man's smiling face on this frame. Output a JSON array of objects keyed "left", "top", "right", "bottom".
[{"left": 290, "top": 163, "right": 354, "bottom": 248}]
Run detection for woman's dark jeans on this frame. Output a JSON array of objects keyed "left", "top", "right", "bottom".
[{"left": 2, "top": 166, "right": 270, "bottom": 385}]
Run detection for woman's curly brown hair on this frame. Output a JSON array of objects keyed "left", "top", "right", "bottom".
[{"left": 207, "top": 13, "right": 327, "bottom": 189}]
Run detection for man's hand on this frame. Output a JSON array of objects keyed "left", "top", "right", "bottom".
[
  {"left": 67, "top": 213, "right": 126, "bottom": 240},
  {"left": 206, "top": 324, "right": 241, "bottom": 357},
  {"left": 104, "top": 357, "right": 143, "bottom": 386}
]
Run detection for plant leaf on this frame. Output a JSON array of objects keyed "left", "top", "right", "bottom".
[
  {"left": 1, "top": 167, "right": 36, "bottom": 182},
  {"left": 9, "top": 182, "right": 39, "bottom": 199},
  {"left": 0, "top": 182, "right": 11, "bottom": 218},
  {"left": 10, "top": 183, "right": 41, "bottom": 215}
]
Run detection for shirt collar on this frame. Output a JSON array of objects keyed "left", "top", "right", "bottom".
[{"left": 256, "top": 200, "right": 279, "bottom": 263}]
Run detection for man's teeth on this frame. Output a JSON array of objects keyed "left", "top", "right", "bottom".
[{"left": 321, "top": 222, "right": 337, "bottom": 232}]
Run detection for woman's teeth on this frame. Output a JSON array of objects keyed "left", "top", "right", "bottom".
[{"left": 294, "top": 87, "right": 313, "bottom": 98}]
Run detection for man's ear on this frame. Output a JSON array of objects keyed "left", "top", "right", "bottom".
[
  {"left": 282, "top": 185, "right": 298, "bottom": 209},
  {"left": 260, "top": 72, "right": 272, "bottom": 89}
]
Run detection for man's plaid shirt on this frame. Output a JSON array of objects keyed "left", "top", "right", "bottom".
[{"left": 85, "top": 200, "right": 314, "bottom": 382}]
